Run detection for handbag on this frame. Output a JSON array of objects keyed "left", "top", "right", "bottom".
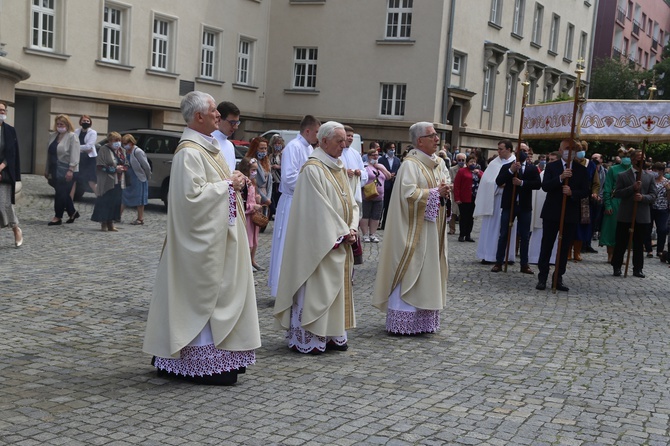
[
  {"left": 363, "top": 170, "right": 380, "bottom": 200},
  {"left": 56, "top": 161, "right": 70, "bottom": 181},
  {"left": 251, "top": 210, "right": 269, "bottom": 228},
  {"left": 580, "top": 197, "right": 590, "bottom": 224}
]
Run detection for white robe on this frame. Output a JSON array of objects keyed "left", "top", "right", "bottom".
[
  {"left": 212, "top": 130, "right": 238, "bottom": 171},
  {"left": 474, "top": 154, "right": 517, "bottom": 263},
  {"left": 143, "top": 128, "right": 261, "bottom": 358},
  {"left": 339, "top": 146, "right": 368, "bottom": 205},
  {"left": 268, "top": 134, "right": 313, "bottom": 297},
  {"left": 528, "top": 170, "right": 557, "bottom": 264}
]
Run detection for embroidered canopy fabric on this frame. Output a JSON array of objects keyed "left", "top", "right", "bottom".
[{"left": 522, "top": 100, "right": 670, "bottom": 143}]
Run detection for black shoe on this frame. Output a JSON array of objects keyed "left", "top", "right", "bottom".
[
  {"left": 613, "top": 268, "right": 622, "bottom": 277},
  {"left": 481, "top": 260, "right": 493, "bottom": 265},
  {"left": 458, "top": 236, "right": 465, "bottom": 242},
  {"left": 490, "top": 264, "right": 503, "bottom": 273},
  {"left": 633, "top": 270, "right": 645, "bottom": 278},
  {"left": 582, "top": 246, "right": 598, "bottom": 254},
  {"left": 553, "top": 282, "right": 569, "bottom": 292},
  {"left": 66, "top": 211, "right": 80, "bottom": 224},
  {"left": 535, "top": 281, "right": 546, "bottom": 290},
  {"left": 465, "top": 237, "right": 476, "bottom": 242},
  {"left": 189, "top": 371, "right": 238, "bottom": 386},
  {"left": 326, "top": 341, "right": 349, "bottom": 352},
  {"left": 47, "top": 219, "right": 62, "bottom": 226}
]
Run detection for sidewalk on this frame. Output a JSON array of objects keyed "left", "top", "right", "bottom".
[{"left": 1, "top": 175, "right": 668, "bottom": 445}]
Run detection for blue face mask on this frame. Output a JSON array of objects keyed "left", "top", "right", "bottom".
[
  {"left": 665, "top": 173, "right": 670, "bottom": 179},
  {"left": 468, "top": 164, "right": 476, "bottom": 170},
  {"left": 576, "top": 151, "right": 586, "bottom": 159},
  {"left": 257, "top": 152, "right": 267, "bottom": 160},
  {"left": 539, "top": 161, "right": 546, "bottom": 167},
  {"left": 457, "top": 161, "right": 465, "bottom": 167},
  {"left": 519, "top": 151, "right": 528, "bottom": 162},
  {"left": 621, "top": 157, "right": 631, "bottom": 166}
]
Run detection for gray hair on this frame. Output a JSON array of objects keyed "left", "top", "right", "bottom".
[
  {"left": 409, "top": 121, "right": 434, "bottom": 146},
  {"left": 180, "top": 91, "right": 214, "bottom": 124},
  {"left": 317, "top": 121, "right": 345, "bottom": 143},
  {"left": 268, "top": 134, "right": 284, "bottom": 149}
]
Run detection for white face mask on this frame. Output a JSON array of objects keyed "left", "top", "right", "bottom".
[
  {"left": 369, "top": 159, "right": 378, "bottom": 165},
  {"left": 0, "top": 114, "right": 6, "bottom": 122},
  {"left": 250, "top": 171, "right": 257, "bottom": 179},
  {"left": 57, "top": 126, "right": 67, "bottom": 134},
  {"left": 111, "top": 141, "right": 122, "bottom": 149}
]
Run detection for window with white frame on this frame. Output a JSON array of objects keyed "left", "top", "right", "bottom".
[
  {"left": 293, "top": 47, "right": 318, "bottom": 89},
  {"left": 505, "top": 74, "right": 517, "bottom": 115},
  {"left": 200, "top": 28, "right": 221, "bottom": 79},
  {"left": 452, "top": 54, "right": 462, "bottom": 75},
  {"left": 385, "top": 0, "right": 413, "bottom": 39},
  {"left": 102, "top": 4, "right": 126, "bottom": 63},
  {"left": 380, "top": 83, "right": 406, "bottom": 117},
  {"left": 512, "top": 0, "right": 525, "bottom": 36},
  {"left": 151, "top": 16, "right": 175, "bottom": 71},
  {"left": 531, "top": 3, "right": 543, "bottom": 45},
  {"left": 578, "top": 31, "right": 587, "bottom": 61},
  {"left": 490, "top": 0, "right": 503, "bottom": 26},
  {"left": 237, "top": 38, "right": 254, "bottom": 85},
  {"left": 482, "top": 65, "right": 494, "bottom": 111},
  {"left": 548, "top": 13, "right": 560, "bottom": 53},
  {"left": 564, "top": 23, "right": 574, "bottom": 60},
  {"left": 31, "top": 0, "right": 56, "bottom": 51}
]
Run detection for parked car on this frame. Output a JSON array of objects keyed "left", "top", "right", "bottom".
[
  {"left": 96, "top": 129, "right": 249, "bottom": 210},
  {"left": 260, "top": 129, "right": 363, "bottom": 154}
]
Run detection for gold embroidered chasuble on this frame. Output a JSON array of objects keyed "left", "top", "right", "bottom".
[
  {"left": 274, "top": 147, "right": 359, "bottom": 336},
  {"left": 143, "top": 128, "right": 261, "bottom": 358},
  {"left": 372, "top": 149, "right": 450, "bottom": 312}
]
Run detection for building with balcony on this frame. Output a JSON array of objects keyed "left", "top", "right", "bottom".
[
  {"left": 593, "top": 0, "right": 670, "bottom": 71},
  {"left": 0, "top": 0, "right": 597, "bottom": 175}
]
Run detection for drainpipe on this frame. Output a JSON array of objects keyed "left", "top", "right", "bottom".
[{"left": 440, "top": 0, "right": 456, "bottom": 142}]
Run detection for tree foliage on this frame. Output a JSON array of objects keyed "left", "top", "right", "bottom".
[{"left": 588, "top": 58, "right": 646, "bottom": 99}]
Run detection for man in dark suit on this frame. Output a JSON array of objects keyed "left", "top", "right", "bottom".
[
  {"left": 378, "top": 141, "right": 400, "bottom": 230},
  {"left": 491, "top": 142, "right": 541, "bottom": 274},
  {"left": 611, "top": 149, "right": 657, "bottom": 278},
  {"left": 536, "top": 140, "right": 590, "bottom": 291}
]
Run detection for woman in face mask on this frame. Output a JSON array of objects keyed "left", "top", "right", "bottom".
[
  {"left": 91, "top": 132, "right": 126, "bottom": 232},
  {"left": 0, "top": 101, "right": 23, "bottom": 247},
  {"left": 644, "top": 162, "right": 670, "bottom": 257},
  {"left": 245, "top": 137, "right": 273, "bottom": 234},
  {"left": 120, "top": 134, "right": 152, "bottom": 225},
  {"left": 45, "top": 114, "right": 80, "bottom": 226},
  {"left": 73, "top": 115, "right": 98, "bottom": 199}
]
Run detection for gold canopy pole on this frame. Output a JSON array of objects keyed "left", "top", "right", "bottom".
[
  {"left": 503, "top": 73, "right": 531, "bottom": 272},
  {"left": 552, "top": 62, "right": 585, "bottom": 293}
]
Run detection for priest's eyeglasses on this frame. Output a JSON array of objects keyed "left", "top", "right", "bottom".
[{"left": 419, "top": 133, "right": 439, "bottom": 139}]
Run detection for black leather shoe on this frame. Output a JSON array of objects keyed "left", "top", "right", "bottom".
[
  {"left": 481, "top": 260, "right": 493, "bottom": 265},
  {"left": 553, "top": 283, "right": 570, "bottom": 292},
  {"left": 465, "top": 237, "right": 475, "bottom": 242},
  {"left": 613, "top": 268, "right": 622, "bottom": 277},
  {"left": 326, "top": 341, "right": 349, "bottom": 352},
  {"left": 66, "top": 211, "right": 80, "bottom": 224},
  {"left": 633, "top": 270, "right": 645, "bottom": 278},
  {"left": 582, "top": 246, "right": 598, "bottom": 254},
  {"left": 490, "top": 264, "right": 503, "bottom": 272},
  {"left": 458, "top": 236, "right": 465, "bottom": 242},
  {"left": 535, "top": 281, "right": 546, "bottom": 290},
  {"left": 47, "top": 219, "right": 62, "bottom": 226}
]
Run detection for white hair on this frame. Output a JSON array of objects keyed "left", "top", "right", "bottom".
[
  {"left": 409, "top": 121, "right": 434, "bottom": 146},
  {"left": 317, "top": 121, "right": 345, "bottom": 143},
  {"left": 180, "top": 91, "right": 214, "bottom": 124}
]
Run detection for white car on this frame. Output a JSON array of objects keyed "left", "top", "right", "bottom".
[{"left": 261, "top": 129, "right": 362, "bottom": 154}]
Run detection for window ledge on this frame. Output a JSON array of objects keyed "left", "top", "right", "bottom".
[
  {"left": 584, "top": 1, "right": 592, "bottom": 6},
  {"left": 233, "top": 83, "right": 259, "bottom": 91},
  {"left": 376, "top": 39, "right": 415, "bottom": 46},
  {"left": 530, "top": 41, "right": 542, "bottom": 49},
  {"left": 563, "top": 57, "right": 573, "bottom": 64},
  {"left": 23, "top": 47, "right": 70, "bottom": 60},
  {"left": 547, "top": 49, "right": 558, "bottom": 57},
  {"left": 95, "top": 60, "right": 133, "bottom": 71},
  {"left": 488, "top": 21, "right": 502, "bottom": 30},
  {"left": 511, "top": 32, "right": 523, "bottom": 41},
  {"left": 289, "top": 0, "right": 325, "bottom": 3},
  {"left": 284, "top": 88, "right": 320, "bottom": 95},
  {"left": 196, "top": 77, "right": 225, "bottom": 86},
  {"left": 146, "top": 69, "right": 179, "bottom": 78}
]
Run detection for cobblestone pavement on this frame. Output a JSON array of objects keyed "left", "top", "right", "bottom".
[{"left": 1, "top": 175, "right": 669, "bottom": 445}]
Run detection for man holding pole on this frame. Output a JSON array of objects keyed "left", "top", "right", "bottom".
[
  {"left": 611, "top": 149, "right": 656, "bottom": 278},
  {"left": 490, "top": 142, "right": 541, "bottom": 273},
  {"left": 535, "top": 139, "right": 590, "bottom": 291}
]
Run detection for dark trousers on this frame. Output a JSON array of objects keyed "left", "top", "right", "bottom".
[
  {"left": 270, "top": 182, "right": 281, "bottom": 219},
  {"left": 644, "top": 208, "right": 669, "bottom": 254},
  {"left": 380, "top": 186, "right": 393, "bottom": 229},
  {"left": 458, "top": 202, "right": 475, "bottom": 238},
  {"left": 496, "top": 206, "right": 531, "bottom": 266},
  {"left": 538, "top": 219, "right": 575, "bottom": 283},
  {"left": 54, "top": 179, "right": 75, "bottom": 219},
  {"left": 612, "top": 221, "right": 649, "bottom": 272}
]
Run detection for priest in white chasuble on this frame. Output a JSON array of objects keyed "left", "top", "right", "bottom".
[
  {"left": 274, "top": 121, "right": 359, "bottom": 354},
  {"left": 143, "top": 91, "right": 261, "bottom": 385},
  {"left": 373, "top": 122, "right": 451, "bottom": 335}
]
